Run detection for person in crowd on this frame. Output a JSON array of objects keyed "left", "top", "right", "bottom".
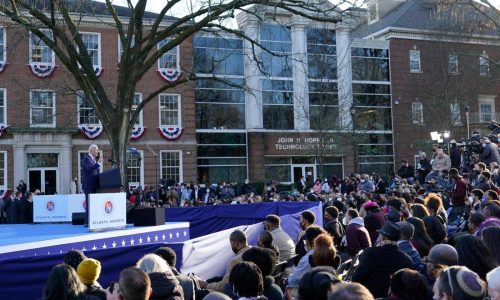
[
  {"left": 448, "top": 168, "right": 467, "bottom": 223},
  {"left": 426, "top": 149, "right": 451, "bottom": 182},
  {"left": 313, "top": 179, "right": 322, "bottom": 194},
  {"left": 480, "top": 201, "right": 500, "bottom": 235},
  {"left": 76, "top": 258, "right": 107, "bottom": 300},
  {"left": 298, "top": 266, "right": 340, "bottom": 300},
  {"left": 296, "top": 176, "right": 307, "bottom": 194},
  {"left": 239, "top": 247, "right": 282, "bottom": 300},
  {"left": 398, "top": 160, "right": 415, "bottom": 184},
  {"left": 416, "top": 151, "right": 431, "bottom": 184},
  {"left": 41, "top": 264, "right": 96, "bottom": 300},
  {"left": 455, "top": 235, "right": 497, "bottom": 280},
  {"left": 424, "top": 193, "right": 447, "bottom": 224},
  {"left": 432, "top": 266, "right": 486, "bottom": 300},
  {"left": 328, "top": 282, "right": 375, "bottom": 300},
  {"left": 155, "top": 246, "right": 205, "bottom": 300},
  {"left": 311, "top": 233, "right": 341, "bottom": 269},
  {"left": 296, "top": 211, "right": 316, "bottom": 259},
  {"left": 264, "top": 214, "right": 295, "bottom": 262},
  {"left": 383, "top": 268, "right": 430, "bottom": 300},
  {"left": 363, "top": 201, "right": 386, "bottom": 245},
  {"left": 323, "top": 206, "right": 344, "bottom": 248},
  {"left": 373, "top": 173, "right": 387, "bottom": 194},
  {"left": 64, "top": 249, "right": 87, "bottom": 271},
  {"left": 341, "top": 177, "right": 355, "bottom": 195},
  {"left": 396, "top": 221, "right": 421, "bottom": 268},
  {"left": 481, "top": 226, "right": 500, "bottom": 266},
  {"left": 449, "top": 140, "right": 461, "bottom": 170},
  {"left": 474, "top": 171, "right": 492, "bottom": 192},
  {"left": 287, "top": 226, "right": 327, "bottom": 289},
  {"left": 487, "top": 267, "right": 500, "bottom": 300},
  {"left": 357, "top": 174, "right": 375, "bottom": 193},
  {"left": 207, "top": 229, "right": 251, "bottom": 292},
  {"left": 480, "top": 137, "right": 500, "bottom": 168},
  {"left": 241, "top": 179, "right": 256, "bottom": 196},
  {"left": 135, "top": 253, "right": 183, "bottom": 300},
  {"left": 17, "top": 179, "right": 27, "bottom": 195},
  {"left": 467, "top": 212, "right": 485, "bottom": 236},
  {"left": 469, "top": 189, "right": 485, "bottom": 214},
  {"left": 341, "top": 208, "right": 371, "bottom": 257},
  {"left": 11, "top": 191, "right": 23, "bottom": 224},
  {"left": 352, "top": 221, "right": 413, "bottom": 298},
  {"left": 228, "top": 261, "right": 266, "bottom": 300},
  {"left": 21, "top": 191, "right": 34, "bottom": 223},
  {"left": 407, "top": 217, "right": 434, "bottom": 257},
  {"left": 106, "top": 267, "right": 152, "bottom": 300},
  {"left": 321, "top": 179, "right": 331, "bottom": 194},
  {"left": 423, "top": 215, "right": 447, "bottom": 245},
  {"left": 386, "top": 198, "right": 403, "bottom": 222},
  {"left": 257, "top": 231, "right": 279, "bottom": 257},
  {"left": 410, "top": 203, "right": 430, "bottom": 219},
  {"left": 424, "top": 244, "right": 459, "bottom": 288}
]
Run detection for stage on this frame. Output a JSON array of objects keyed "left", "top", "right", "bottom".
[{"left": 0, "top": 222, "right": 190, "bottom": 260}]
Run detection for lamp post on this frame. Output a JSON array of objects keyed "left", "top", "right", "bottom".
[
  {"left": 350, "top": 107, "right": 357, "bottom": 173},
  {"left": 465, "top": 105, "right": 470, "bottom": 139}
]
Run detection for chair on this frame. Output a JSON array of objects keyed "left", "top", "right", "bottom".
[
  {"left": 272, "top": 260, "right": 287, "bottom": 283},
  {"left": 286, "top": 254, "right": 300, "bottom": 267}
]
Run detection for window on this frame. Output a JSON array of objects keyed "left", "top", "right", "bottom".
[
  {"left": 262, "top": 79, "right": 294, "bottom": 129},
  {"left": 77, "top": 91, "right": 100, "bottom": 125},
  {"left": 30, "top": 30, "right": 54, "bottom": 64},
  {"left": 80, "top": 33, "right": 100, "bottom": 68},
  {"left": 309, "top": 81, "right": 338, "bottom": 130},
  {"left": 194, "top": 36, "right": 244, "bottom": 76},
  {"left": 0, "top": 151, "right": 6, "bottom": 189},
  {"left": 118, "top": 35, "right": 134, "bottom": 63},
  {"left": 479, "top": 96, "right": 495, "bottom": 123},
  {"left": 0, "top": 27, "right": 5, "bottom": 63},
  {"left": 307, "top": 29, "right": 336, "bottom": 79},
  {"left": 158, "top": 39, "right": 179, "bottom": 69},
  {"left": 352, "top": 48, "right": 390, "bottom": 81},
  {"left": 367, "top": 2, "right": 378, "bottom": 23},
  {"left": 260, "top": 24, "right": 293, "bottom": 77},
  {"left": 159, "top": 94, "right": 181, "bottom": 126},
  {"left": 480, "top": 52, "right": 490, "bottom": 77},
  {"left": 131, "top": 93, "right": 143, "bottom": 126},
  {"left": 161, "top": 151, "right": 182, "bottom": 183},
  {"left": 412, "top": 101, "right": 423, "bottom": 124},
  {"left": 448, "top": 54, "right": 458, "bottom": 74},
  {"left": 30, "top": 90, "right": 55, "bottom": 127},
  {"left": 409, "top": 50, "right": 421, "bottom": 72},
  {"left": 0, "top": 89, "right": 6, "bottom": 124},
  {"left": 450, "top": 102, "right": 461, "bottom": 125},
  {"left": 127, "top": 150, "right": 143, "bottom": 188}
]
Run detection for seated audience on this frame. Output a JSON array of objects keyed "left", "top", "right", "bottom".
[
  {"left": 298, "top": 266, "right": 340, "bottom": 300},
  {"left": 135, "top": 254, "right": 183, "bottom": 300},
  {"left": 229, "top": 261, "right": 266, "bottom": 300},
  {"left": 432, "top": 266, "right": 486, "bottom": 300},
  {"left": 76, "top": 258, "right": 107, "bottom": 300}
]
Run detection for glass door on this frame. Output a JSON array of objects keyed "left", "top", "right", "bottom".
[
  {"left": 28, "top": 168, "right": 58, "bottom": 195},
  {"left": 292, "top": 164, "right": 316, "bottom": 186}
]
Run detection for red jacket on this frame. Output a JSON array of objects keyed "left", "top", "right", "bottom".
[
  {"left": 345, "top": 217, "right": 372, "bottom": 256},
  {"left": 450, "top": 177, "right": 467, "bottom": 206}
]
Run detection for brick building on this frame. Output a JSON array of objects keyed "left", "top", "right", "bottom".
[{"left": 0, "top": 1, "right": 497, "bottom": 194}]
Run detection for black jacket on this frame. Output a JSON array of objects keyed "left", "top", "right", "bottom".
[
  {"left": 324, "top": 219, "right": 344, "bottom": 248},
  {"left": 148, "top": 272, "right": 184, "bottom": 300},
  {"left": 352, "top": 244, "right": 413, "bottom": 298}
]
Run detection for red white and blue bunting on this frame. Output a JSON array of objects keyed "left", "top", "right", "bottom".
[
  {"left": 94, "top": 67, "right": 104, "bottom": 77},
  {"left": 28, "top": 63, "right": 56, "bottom": 78},
  {"left": 157, "top": 68, "right": 182, "bottom": 82},
  {"left": 78, "top": 125, "right": 103, "bottom": 139},
  {"left": 157, "top": 127, "right": 183, "bottom": 141},
  {"left": 0, "top": 62, "right": 6, "bottom": 74},
  {"left": 0, "top": 124, "right": 9, "bottom": 137},
  {"left": 130, "top": 126, "right": 146, "bottom": 141}
]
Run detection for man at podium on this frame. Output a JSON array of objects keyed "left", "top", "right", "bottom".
[{"left": 81, "top": 144, "right": 102, "bottom": 226}]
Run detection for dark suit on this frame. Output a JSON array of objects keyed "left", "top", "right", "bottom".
[
  {"left": 352, "top": 244, "right": 413, "bottom": 298},
  {"left": 81, "top": 154, "right": 100, "bottom": 225},
  {"left": 21, "top": 198, "right": 33, "bottom": 223}
]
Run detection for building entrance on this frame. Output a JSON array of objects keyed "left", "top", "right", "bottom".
[{"left": 292, "top": 164, "right": 316, "bottom": 186}]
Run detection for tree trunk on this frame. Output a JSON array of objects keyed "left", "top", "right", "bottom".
[{"left": 107, "top": 110, "right": 131, "bottom": 189}]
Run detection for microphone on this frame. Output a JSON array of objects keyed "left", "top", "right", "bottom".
[{"left": 108, "top": 159, "right": 119, "bottom": 165}]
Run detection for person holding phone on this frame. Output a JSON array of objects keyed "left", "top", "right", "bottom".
[{"left": 81, "top": 144, "right": 102, "bottom": 227}]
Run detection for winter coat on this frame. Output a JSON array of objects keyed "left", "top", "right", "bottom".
[
  {"left": 148, "top": 272, "right": 184, "bottom": 300},
  {"left": 345, "top": 217, "right": 371, "bottom": 257}
]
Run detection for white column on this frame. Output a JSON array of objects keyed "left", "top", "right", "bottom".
[
  {"left": 13, "top": 144, "right": 26, "bottom": 185},
  {"left": 60, "top": 144, "right": 72, "bottom": 194},
  {"left": 238, "top": 14, "right": 263, "bottom": 129},
  {"left": 336, "top": 24, "right": 354, "bottom": 130},
  {"left": 292, "top": 18, "right": 309, "bottom": 130}
]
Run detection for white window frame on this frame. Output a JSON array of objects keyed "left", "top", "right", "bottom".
[
  {"left": 79, "top": 32, "right": 101, "bottom": 69},
  {"left": 157, "top": 39, "right": 180, "bottom": 70},
  {"left": 448, "top": 54, "right": 458, "bottom": 74},
  {"left": 30, "top": 90, "right": 56, "bottom": 127},
  {"left": 29, "top": 30, "right": 55, "bottom": 65},
  {"left": 0, "top": 151, "right": 7, "bottom": 190},
  {"left": 126, "top": 149, "right": 144, "bottom": 189},
  {"left": 409, "top": 50, "right": 421, "bottom": 73},
  {"left": 367, "top": 1, "right": 379, "bottom": 24},
  {"left": 118, "top": 35, "right": 135, "bottom": 63},
  {"left": 479, "top": 52, "right": 490, "bottom": 77},
  {"left": 160, "top": 150, "right": 183, "bottom": 183},
  {"left": 158, "top": 94, "right": 181, "bottom": 127},
  {"left": 479, "top": 96, "right": 496, "bottom": 123},
  {"left": 77, "top": 91, "right": 101, "bottom": 126},
  {"left": 412, "top": 101, "right": 424, "bottom": 124},
  {"left": 450, "top": 101, "right": 461, "bottom": 126},
  {"left": 0, "top": 26, "right": 5, "bottom": 64},
  {"left": 0, "top": 88, "right": 7, "bottom": 125},
  {"left": 131, "top": 92, "right": 143, "bottom": 126}
]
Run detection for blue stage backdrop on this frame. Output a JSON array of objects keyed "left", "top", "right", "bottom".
[
  {"left": 0, "top": 243, "right": 183, "bottom": 300},
  {"left": 165, "top": 201, "right": 321, "bottom": 239}
]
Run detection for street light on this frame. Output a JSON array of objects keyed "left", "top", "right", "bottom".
[
  {"left": 465, "top": 106, "right": 470, "bottom": 139},
  {"left": 350, "top": 107, "right": 357, "bottom": 173}
]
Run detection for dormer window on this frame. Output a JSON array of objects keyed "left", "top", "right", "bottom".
[{"left": 368, "top": 2, "right": 379, "bottom": 23}]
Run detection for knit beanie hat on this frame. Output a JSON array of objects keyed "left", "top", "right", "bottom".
[
  {"left": 63, "top": 249, "right": 87, "bottom": 270},
  {"left": 77, "top": 258, "right": 101, "bottom": 284},
  {"left": 455, "top": 267, "right": 486, "bottom": 298}
]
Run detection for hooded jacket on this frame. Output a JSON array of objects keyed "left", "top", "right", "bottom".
[{"left": 345, "top": 217, "right": 371, "bottom": 256}]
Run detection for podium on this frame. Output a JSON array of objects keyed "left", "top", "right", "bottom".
[{"left": 99, "top": 168, "right": 122, "bottom": 192}]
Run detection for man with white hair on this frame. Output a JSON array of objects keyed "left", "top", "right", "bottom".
[
  {"left": 426, "top": 149, "right": 451, "bottom": 182},
  {"left": 81, "top": 144, "right": 102, "bottom": 226}
]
